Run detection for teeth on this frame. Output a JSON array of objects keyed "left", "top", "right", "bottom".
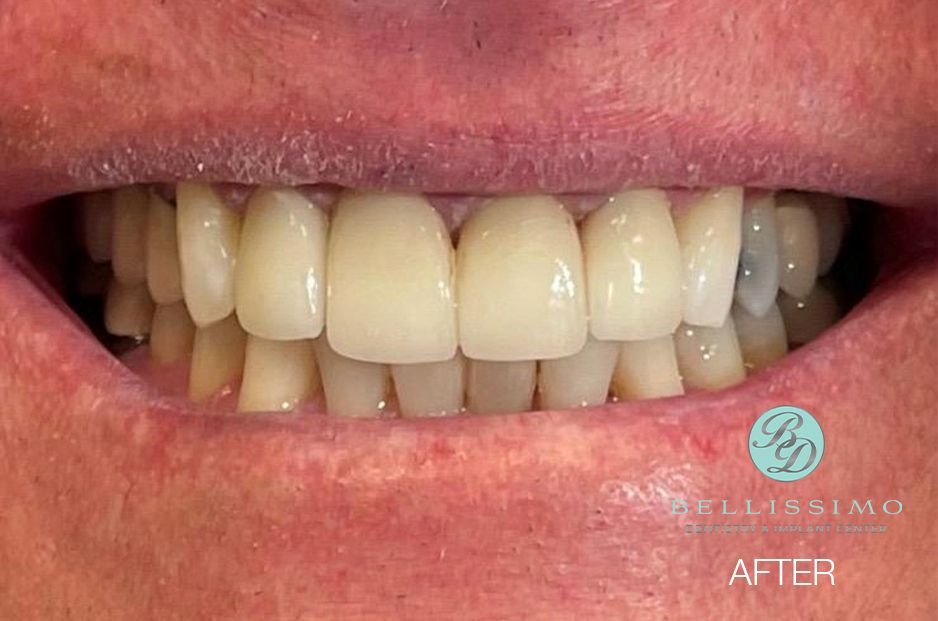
[
  {"left": 104, "top": 279, "right": 155, "bottom": 336},
  {"left": 79, "top": 191, "right": 113, "bottom": 263},
  {"left": 111, "top": 186, "right": 149, "bottom": 285},
  {"left": 734, "top": 194, "right": 780, "bottom": 317},
  {"left": 391, "top": 353, "right": 465, "bottom": 417},
  {"left": 778, "top": 282, "right": 841, "bottom": 345},
  {"left": 731, "top": 302, "right": 788, "bottom": 371},
  {"left": 538, "top": 337, "right": 619, "bottom": 409},
  {"left": 581, "top": 189, "right": 682, "bottom": 340},
  {"left": 146, "top": 192, "right": 184, "bottom": 304},
  {"left": 314, "top": 339, "right": 389, "bottom": 417},
  {"left": 775, "top": 193, "right": 820, "bottom": 299},
  {"left": 149, "top": 301, "right": 196, "bottom": 365},
  {"left": 806, "top": 194, "right": 848, "bottom": 275},
  {"left": 457, "top": 195, "right": 587, "bottom": 360},
  {"left": 327, "top": 192, "right": 457, "bottom": 363},
  {"left": 188, "top": 314, "right": 247, "bottom": 402},
  {"left": 674, "top": 318, "right": 746, "bottom": 391},
  {"left": 176, "top": 182, "right": 242, "bottom": 327},
  {"left": 238, "top": 337, "right": 319, "bottom": 413},
  {"left": 676, "top": 187, "right": 744, "bottom": 327},
  {"left": 466, "top": 359, "right": 537, "bottom": 415},
  {"left": 235, "top": 187, "right": 328, "bottom": 340},
  {"left": 613, "top": 336, "right": 684, "bottom": 400}
]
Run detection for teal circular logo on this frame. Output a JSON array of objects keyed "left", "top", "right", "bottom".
[{"left": 749, "top": 406, "right": 824, "bottom": 482}]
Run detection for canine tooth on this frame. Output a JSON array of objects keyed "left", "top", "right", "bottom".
[
  {"left": 776, "top": 193, "right": 820, "bottom": 299},
  {"left": 613, "top": 336, "right": 684, "bottom": 400},
  {"left": 581, "top": 189, "right": 682, "bottom": 340},
  {"left": 235, "top": 187, "right": 328, "bottom": 340},
  {"left": 177, "top": 182, "right": 241, "bottom": 327},
  {"left": 314, "top": 339, "right": 388, "bottom": 417},
  {"left": 111, "top": 186, "right": 149, "bottom": 285},
  {"left": 392, "top": 353, "right": 465, "bottom": 417},
  {"left": 146, "top": 192, "right": 184, "bottom": 304},
  {"left": 466, "top": 359, "right": 537, "bottom": 415},
  {"left": 674, "top": 318, "right": 746, "bottom": 390},
  {"left": 676, "top": 186, "right": 743, "bottom": 327},
  {"left": 327, "top": 192, "right": 456, "bottom": 363},
  {"left": 777, "top": 282, "right": 841, "bottom": 345},
  {"left": 150, "top": 301, "right": 196, "bottom": 365},
  {"left": 734, "top": 194, "right": 780, "bottom": 317},
  {"left": 104, "top": 279, "right": 155, "bottom": 336},
  {"left": 238, "top": 337, "right": 319, "bottom": 413},
  {"left": 79, "top": 191, "right": 113, "bottom": 262},
  {"left": 538, "top": 337, "right": 618, "bottom": 409},
  {"left": 731, "top": 302, "right": 788, "bottom": 371},
  {"left": 457, "top": 195, "right": 587, "bottom": 360},
  {"left": 188, "top": 314, "right": 247, "bottom": 402},
  {"left": 807, "top": 194, "right": 848, "bottom": 275}
]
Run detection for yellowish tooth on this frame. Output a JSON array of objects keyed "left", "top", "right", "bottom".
[
  {"left": 734, "top": 193, "right": 780, "bottom": 317},
  {"left": 176, "top": 182, "right": 242, "bottom": 326},
  {"left": 674, "top": 318, "right": 746, "bottom": 391},
  {"left": 538, "top": 337, "right": 619, "bottom": 409},
  {"left": 79, "top": 191, "right": 113, "bottom": 263},
  {"left": 76, "top": 258, "right": 111, "bottom": 297},
  {"left": 188, "top": 314, "right": 247, "bottom": 402},
  {"left": 104, "top": 279, "right": 155, "bottom": 337},
  {"left": 391, "top": 353, "right": 465, "bottom": 417},
  {"left": 326, "top": 192, "right": 456, "bottom": 363},
  {"left": 581, "top": 189, "right": 682, "bottom": 341},
  {"left": 613, "top": 336, "right": 684, "bottom": 400},
  {"left": 466, "top": 359, "right": 537, "bottom": 415},
  {"left": 238, "top": 337, "right": 319, "bottom": 413},
  {"left": 235, "top": 187, "right": 328, "bottom": 340},
  {"left": 457, "top": 195, "right": 587, "bottom": 361},
  {"left": 776, "top": 193, "right": 820, "bottom": 299},
  {"left": 150, "top": 301, "right": 196, "bottom": 365},
  {"left": 146, "top": 192, "right": 184, "bottom": 304},
  {"left": 111, "top": 186, "right": 149, "bottom": 285},
  {"left": 314, "top": 339, "right": 389, "bottom": 417},
  {"left": 777, "top": 282, "right": 841, "bottom": 345},
  {"left": 676, "top": 186, "right": 744, "bottom": 327},
  {"left": 806, "top": 194, "right": 848, "bottom": 275},
  {"left": 731, "top": 302, "right": 788, "bottom": 372}
]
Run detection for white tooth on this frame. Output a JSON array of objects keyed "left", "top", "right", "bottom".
[
  {"left": 314, "top": 339, "right": 388, "bottom": 417},
  {"left": 111, "top": 186, "right": 149, "bottom": 285},
  {"left": 79, "top": 191, "right": 113, "bottom": 263},
  {"left": 777, "top": 282, "right": 841, "bottom": 345},
  {"left": 238, "top": 337, "right": 319, "bottom": 413},
  {"left": 613, "top": 336, "right": 684, "bottom": 400},
  {"left": 538, "top": 337, "right": 618, "bottom": 409},
  {"left": 76, "top": 258, "right": 111, "bottom": 297},
  {"left": 391, "top": 353, "right": 465, "bottom": 417},
  {"left": 466, "top": 359, "right": 537, "bottom": 415},
  {"left": 457, "top": 195, "right": 587, "bottom": 360},
  {"left": 734, "top": 194, "right": 780, "bottom": 317},
  {"left": 146, "top": 192, "right": 184, "bottom": 304},
  {"left": 104, "top": 279, "right": 155, "bottom": 337},
  {"left": 581, "top": 189, "right": 682, "bottom": 341},
  {"left": 188, "top": 314, "right": 247, "bottom": 402},
  {"left": 806, "top": 194, "right": 848, "bottom": 275},
  {"left": 775, "top": 193, "right": 820, "bottom": 299},
  {"left": 150, "top": 301, "right": 196, "bottom": 365},
  {"left": 177, "top": 182, "right": 242, "bottom": 326},
  {"left": 235, "top": 187, "right": 328, "bottom": 340},
  {"left": 326, "top": 192, "right": 456, "bottom": 363},
  {"left": 731, "top": 302, "right": 788, "bottom": 372},
  {"left": 676, "top": 186, "right": 744, "bottom": 327},
  {"left": 674, "top": 318, "right": 746, "bottom": 391}
]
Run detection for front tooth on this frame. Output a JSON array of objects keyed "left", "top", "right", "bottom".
[
  {"left": 674, "top": 318, "right": 746, "bottom": 391},
  {"left": 581, "top": 189, "right": 682, "bottom": 340},
  {"left": 104, "top": 279, "right": 155, "bottom": 336},
  {"left": 79, "top": 191, "right": 113, "bottom": 263},
  {"left": 731, "top": 303, "right": 788, "bottom": 371},
  {"left": 150, "top": 301, "right": 196, "bottom": 365},
  {"left": 806, "top": 194, "right": 848, "bottom": 275},
  {"left": 778, "top": 282, "right": 841, "bottom": 345},
  {"left": 676, "top": 186, "right": 744, "bottom": 327},
  {"left": 457, "top": 195, "right": 587, "bottom": 360},
  {"left": 391, "top": 353, "right": 465, "bottom": 417},
  {"left": 235, "top": 187, "right": 328, "bottom": 340},
  {"left": 111, "top": 186, "right": 149, "bottom": 285},
  {"left": 613, "top": 336, "right": 684, "bottom": 400},
  {"left": 775, "top": 193, "right": 820, "bottom": 299},
  {"left": 327, "top": 192, "right": 456, "bottom": 363},
  {"left": 146, "top": 192, "right": 184, "bottom": 304},
  {"left": 188, "top": 314, "right": 247, "bottom": 401},
  {"left": 238, "top": 337, "right": 319, "bottom": 413},
  {"left": 176, "top": 182, "right": 242, "bottom": 327},
  {"left": 734, "top": 194, "right": 780, "bottom": 317},
  {"left": 314, "top": 339, "right": 388, "bottom": 417},
  {"left": 538, "top": 337, "right": 618, "bottom": 409},
  {"left": 466, "top": 359, "right": 537, "bottom": 415}
]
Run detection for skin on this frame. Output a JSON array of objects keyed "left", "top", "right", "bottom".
[{"left": 0, "top": 1, "right": 935, "bottom": 618}]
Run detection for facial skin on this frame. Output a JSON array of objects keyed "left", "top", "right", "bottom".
[{"left": 0, "top": 1, "right": 935, "bottom": 619}]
